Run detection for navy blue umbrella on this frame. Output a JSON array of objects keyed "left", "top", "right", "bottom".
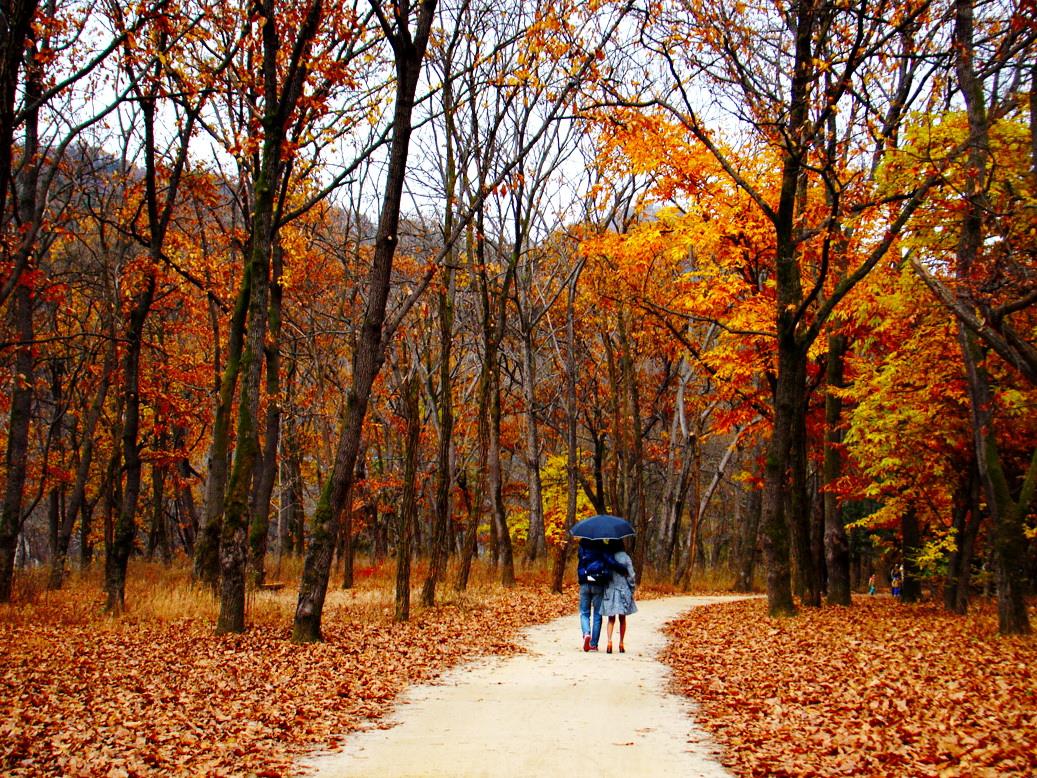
[{"left": 569, "top": 514, "right": 635, "bottom": 541}]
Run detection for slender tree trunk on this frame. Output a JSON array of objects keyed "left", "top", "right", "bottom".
[
  {"left": 173, "top": 422, "right": 200, "bottom": 555},
  {"left": 790, "top": 394, "right": 820, "bottom": 607},
  {"left": 294, "top": 0, "right": 438, "bottom": 642},
  {"left": 520, "top": 321, "right": 545, "bottom": 563},
  {"left": 552, "top": 260, "right": 583, "bottom": 594},
  {"left": 760, "top": 343, "right": 804, "bottom": 617},
  {"left": 900, "top": 506, "right": 922, "bottom": 603},
  {"left": 420, "top": 76, "right": 457, "bottom": 606},
  {"left": 49, "top": 334, "right": 116, "bottom": 588},
  {"left": 945, "top": 461, "right": 982, "bottom": 614},
  {"left": 952, "top": 0, "right": 1032, "bottom": 635},
  {"left": 620, "top": 311, "right": 648, "bottom": 573},
  {"left": 0, "top": 279, "right": 33, "bottom": 602},
  {"left": 733, "top": 484, "right": 763, "bottom": 593},
  {"left": 487, "top": 360, "right": 515, "bottom": 586},
  {"left": 455, "top": 469, "right": 479, "bottom": 592},
  {"left": 0, "top": 18, "right": 42, "bottom": 603},
  {"left": 824, "top": 333, "right": 851, "bottom": 605},
  {"left": 248, "top": 243, "right": 285, "bottom": 587},
  {"left": 105, "top": 271, "right": 156, "bottom": 613},
  {"left": 395, "top": 373, "right": 420, "bottom": 621},
  {"left": 146, "top": 459, "right": 170, "bottom": 564},
  {"left": 194, "top": 270, "right": 247, "bottom": 588},
  {"left": 217, "top": 181, "right": 273, "bottom": 633}
]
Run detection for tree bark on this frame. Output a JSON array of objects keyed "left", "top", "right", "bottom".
[
  {"left": 395, "top": 373, "right": 420, "bottom": 622},
  {"left": 900, "top": 506, "right": 922, "bottom": 604},
  {"left": 944, "top": 460, "right": 982, "bottom": 614},
  {"left": 551, "top": 258, "right": 583, "bottom": 594},
  {"left": 420, "top": 70, "right": 457, "bottom": 607},
  {"left": 951, "top": 0, "right": 1032, "bottom": 635},
  {"left": 248, "top": 242, "right": 286, "bottom": 587},
  {"left": 293, "top": 0, "right": 438, "bottom": 642},
  {"left": 0, "top": 10, "right": 41, "bottom": 602},
  {"left": 49, "top": 333, "right": 116, "bottom": 588},
  {"left": 105, "top": 271, "right": 156, "bottom": 613},
  {"left": 823, "top": 332, "right": 851, "bottom": 605}
]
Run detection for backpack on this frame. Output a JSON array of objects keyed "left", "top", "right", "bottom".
[
  {"left": 584, "top": 556, "right": 612, "bottom": 584},
  {"left": 579, "top": 546, "right": 614, "bottom": 584}
]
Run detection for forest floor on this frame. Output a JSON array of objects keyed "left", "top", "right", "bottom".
[{"left": 2, "top": 561, "right": 1036, "bottom": 776}]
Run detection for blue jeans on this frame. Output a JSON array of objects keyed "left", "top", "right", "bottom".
[{"left": 579, "top": 583, "right": 604, "bottom": 647}]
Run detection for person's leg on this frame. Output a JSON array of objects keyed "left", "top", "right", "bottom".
[
  {"left": 618, "top": 614, "right": 627, "bottom": 651},
  {"left": 606, "top": 616, "right": 616, "bottom": 652},
  {"left": 590, "top": 586, "right": 604, "bottom": 649},
  {"left": 579, "top": 585, "right": 592, "bottom": 651}
]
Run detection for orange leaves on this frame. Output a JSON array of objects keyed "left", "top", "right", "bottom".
[
  {"left": 0, "top": 583, "right": 574, "bottom": 776},
  {"left": 663, "top": 597, "right": 1037, "bottom": 777}
]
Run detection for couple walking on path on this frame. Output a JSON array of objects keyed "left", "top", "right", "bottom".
[{"left": 577, "top": 537, "right": 637, "bottom": 654}]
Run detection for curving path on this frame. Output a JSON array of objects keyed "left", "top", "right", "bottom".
[{"left": 301, "top": 595, "right": 745, "bottom": 778}]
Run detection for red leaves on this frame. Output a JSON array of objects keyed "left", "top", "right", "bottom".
[
  {"left": 1, "top": 586, "right": 573, "bottom": 776},
  {"left": 663, "top": 597, "right": 1037, "bottom": 777}
]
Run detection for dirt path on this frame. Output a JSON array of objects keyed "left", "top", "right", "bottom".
[{"left": 302, "top": 595, "right": 744, "bottom": 777}]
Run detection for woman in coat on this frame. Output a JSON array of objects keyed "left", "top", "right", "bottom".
[{"left": 600, "top": 540, "right": 637, "bottom": 653}]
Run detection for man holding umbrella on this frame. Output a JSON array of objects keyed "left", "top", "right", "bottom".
[{"left": 571, "top": 515, "right": 635, "bottom": 652}]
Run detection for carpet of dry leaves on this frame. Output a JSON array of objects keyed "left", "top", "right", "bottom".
[
  {"left": 1, "top": 565, "right": 573, "bottom": 777},
  {"left": 662, "top": 595, "right": 1037, "bottom": 777}
]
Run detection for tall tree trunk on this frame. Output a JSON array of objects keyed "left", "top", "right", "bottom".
[
  {"left": 49, "top": 333, "right": 116, "bottom": 588},
  {"left": 823, "top": 332, "right": 851, "bottom": 605},
  {"left": 0, "top": 279, "right": 33, "bottom": 602},
  {"left": 551, "top": 260, "right": 583, "bottom": 594},
  {"left": 617, "top": 309, "right": 648, "bottom": 574},
  {"left": 0, "top": 13, "right": 42, "bottom": 603},
  {"left": 675, "top": 430, "right": 741, "bottom": 589},
  {"left": 899, "top": 506, "right": 922, "bottom": 603},
  {"left": 952, "top": 0, "right": 1032, "bottom": 635},
  {"left": 218, "top": 0, "right": 326, "bottom": 634},
  {"left": 194, "top": 270, "right": 247, "bottom": 588},
  {"left": 420, "top": 72, "right": 457, "bottom": 607},
  {"left": 173, "top": 422, "right": 200, "bottom": 556},
  {"left": 519, "top": 319, "right": 545, "bottom": 563},
  {"left": 487, "top": 358, "right": 515, "bottom": 586},
  {"left": 944, "top": 460, "right": 982, "bottom": 614},
  {"left": 455, "top": 469, "right": 479, "bottom": 592},
  {"left": 0, "top": 0, "right": 37, "bottom": 269},
  {"left": 733, "top": 483, "right": 763, "bottom": 593},
  {"left": 248, "top": 242, "right": 285, "bottom": 587},
  {"left": 279, "top": 396, "right": 306, "bottom": 557},
  {"left": 293, "top": 0, "right": 438, "bottom": 642},
  {"left": 395, "top": 373, "right": 420, "bottom": 622},
  {"left": 105, "top": 272, "right": 156, "bottom": 613},
  {"left": 146, "top": 459, "right": 170, "bottom": 564},
  {"left": 790, "top": 392, "right": 820, "bottom": 607},
  {"left": 760, "top": 343, "right": 804, "bottom": 617}
]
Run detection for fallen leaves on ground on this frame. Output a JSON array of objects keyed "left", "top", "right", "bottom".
[
  {"left": 662, "top": 595, "right": 1037, "bottom": 777},
  {"left": 1, "top": 584, "right": 573, "bottom": 776}
]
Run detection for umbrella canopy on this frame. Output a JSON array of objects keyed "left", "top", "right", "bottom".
[{"left": 569, "top": 514, "right": 635, "bottom": 541}]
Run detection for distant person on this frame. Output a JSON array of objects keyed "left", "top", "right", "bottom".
[
  {"left": 890, "top": 567, "right": 902, "bottom": 598},
  {"left": 868, "top": 574, "right": 876, "bottom": 595},
  {"left": 601, "top": 540, "right": 637, "bottom": 654},
  {"left": 576, "top": 538, "right": 619, "bottom": 652}
]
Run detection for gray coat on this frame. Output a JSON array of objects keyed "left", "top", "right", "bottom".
[{"left": 601, "top": 550, "right": 637, "bottom": 617}]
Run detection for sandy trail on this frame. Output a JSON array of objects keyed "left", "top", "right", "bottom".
[{"left": 302, "top": 595, "right": 744, "bottom": 777}]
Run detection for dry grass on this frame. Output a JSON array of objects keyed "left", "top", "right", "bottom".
[{"left": 1, "top": 551, "right": 594, "bottom": 629}]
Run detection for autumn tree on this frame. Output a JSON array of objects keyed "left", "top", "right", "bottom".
[
  {"left": 1, "top": 0, "right": 168, "bottom": 601},
  {"left": 617, "top": 0, "right": 958, "bottom": 615}
]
